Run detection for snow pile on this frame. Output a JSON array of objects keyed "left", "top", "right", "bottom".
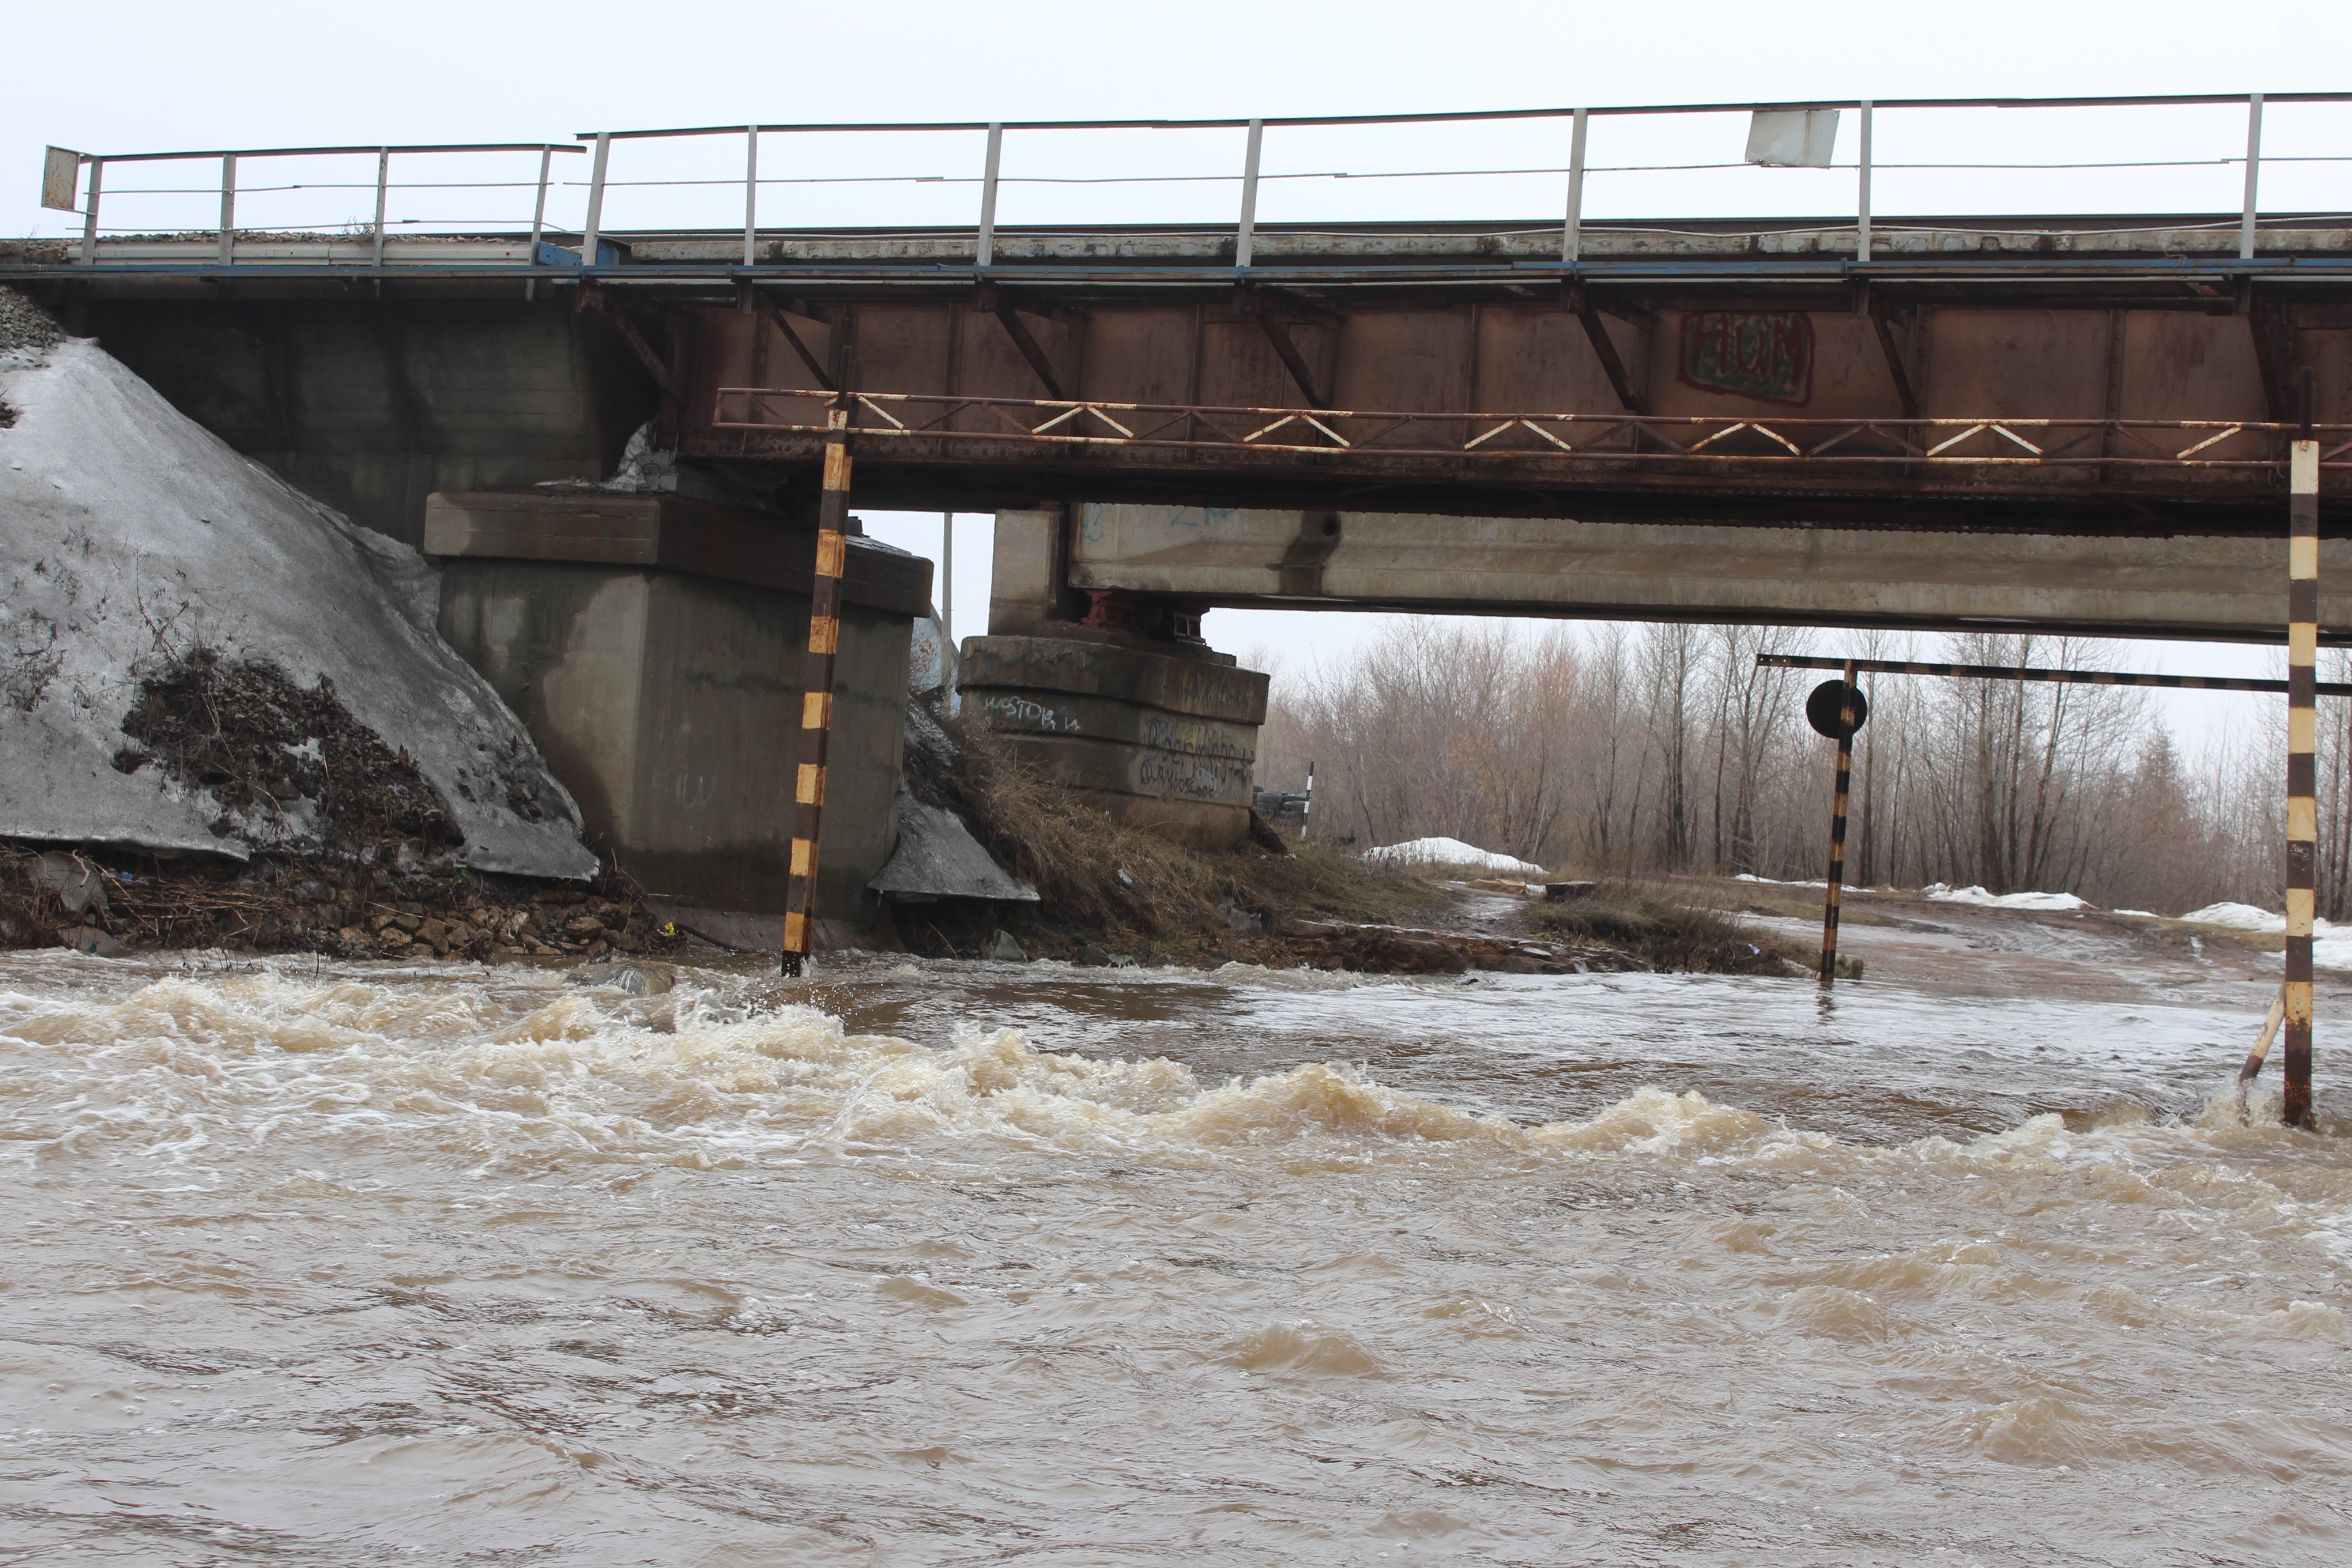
[
  {"left": 1923, "top": 883, "right": 2089, "bottom": 911},
  {"left": 0, "top": 340, "right": 596, "bottom": 878},
  {"left": 2176, "top": 902, "right": 2352, "bottom": 970},
  {"left": 1734, "top": 872, "right": 1827, "bottom": 888},
  {"left": 1365, "top": 837, "right": 1545, "bottom": 875},
  {"left": 2180, "top": 902, "right": 2283, "bottom": 930}
]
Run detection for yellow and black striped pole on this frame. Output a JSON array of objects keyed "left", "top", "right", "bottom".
[
  {"left": 1819, "top": 659, "right": 1858, "bottom": 985},
  {"left": 2283, "top": 432, "right": 2320, "bottom": 1126},
  {"left": 781, "top": 396, "right": 852, "bottom": 977}
]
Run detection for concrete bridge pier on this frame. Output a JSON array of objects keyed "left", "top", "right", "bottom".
[{"left": 961, "top": 508, "right": 1269, "bottom": 849}]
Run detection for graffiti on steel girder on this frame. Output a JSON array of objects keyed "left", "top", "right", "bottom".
[{"left": 1678, "top": 311, "right": 1815, "bottom": 406}]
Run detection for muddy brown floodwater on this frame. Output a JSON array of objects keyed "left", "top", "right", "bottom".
[{"left": 4, "top": 902, "right": 2351, "bottom": 1565}]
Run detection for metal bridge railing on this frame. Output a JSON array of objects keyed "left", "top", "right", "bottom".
[
  {"left": 33, "top": 93, "right": 2352, "bottom": 274},
  {"left": 708, "top": 389, "right": 2352, "bottom": 474}
]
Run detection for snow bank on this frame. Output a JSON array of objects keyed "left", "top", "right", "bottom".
[
  {"left": 0, "top": 340, "right": 596, "bottom": 878},
  {"left": 2180, "top": 902, "right": 2283, "bottom": 930},
  {"left": 2174, "top": 903, "right": 2352, "bottom": 970},
  {"left": 1923, "top": 883, "right": 2088, "bottom": 912},
  {"left": 1364, "top": 837, "right": 1545, "bottom": 875},
  {"left": 1734, "top": 872, "right": 1827, "bottom": 888}
]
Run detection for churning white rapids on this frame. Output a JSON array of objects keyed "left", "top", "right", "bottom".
[{"left": 3, "top": 943, "right": 2350, "bottom": 1566}]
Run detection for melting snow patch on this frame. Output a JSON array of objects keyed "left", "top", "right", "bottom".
[
  {"left": 1364, "top": 838, "right": 1544, "bottom": 875},
  {"left": 2180, "top": 902, "right": 2285, "bottom": 930},
  {"left": 2176, "top": 902, "right": 2352, "bottom": 970},
  {"left": 1923, "top": 884, "right": 2088, "bottom": 911}
]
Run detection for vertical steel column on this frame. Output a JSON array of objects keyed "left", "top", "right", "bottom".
[
  {"left": 371, "top": 148, "right": 390, "bottom": 269},
  {"left": 976, "top": 123, "right": 1003, "bottom": 269},
  {"left": 1818, "top": 662, "right": 1859, "bottom": 984},
  {"left": 78, "top": 159, "right": 102, "bottom": 265},
  {"left": 1235, "top": 118, "right": 1264, "bottom": 269},
  {"left": 581, "top": 131, "right": 612, "bottom": 270},
  {"left": 524, "top": 147, "right": 551, "bottom": 300},
  {"left": 782, "top": 397, "right": 854, "bottom": 975},
  {"left": 2241, "top": 93, "right": 2265, "bottom": 262},
  {"left": 941, "top": 510, "right": 955, "bottom": 646},
  {"left": 2284, "top": 431, "right": 2320, "bottom": 1124},
  {"left": 218, "top": 154, "right": 237, "bottom": 266},
  {"left": 743, "top": 125, "right": 760, "bottom": 268},
  {"left": 1855, "top": 101, "right": 1873, "bottom": 261},
  {"left": 1561, "top": 107, "right": 1588, "bottom": 265}
]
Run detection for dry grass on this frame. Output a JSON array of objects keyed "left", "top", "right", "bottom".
[
  {"left": 1528, "top": 878, "right": 1810, "bottom": 975},
  {"left": 933, "top": 715, "right": 1439, "bottom": 951}
]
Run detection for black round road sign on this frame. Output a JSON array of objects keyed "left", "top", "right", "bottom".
[{"left": 1805, "top": 679, "right": 1869, "bottom": 738}]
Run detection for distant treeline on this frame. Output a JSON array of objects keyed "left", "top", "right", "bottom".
[{"left": 1254, "top": 621, "right": 2352, "bottom": 919}]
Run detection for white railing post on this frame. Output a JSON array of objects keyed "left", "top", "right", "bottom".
[
  {"left": 218, "top": 154, "right": 237, "bottom": 266},
  {"left": 372, "top": 148, "right": 390, "bottom": 268},
  {"left": 743, "top": 125, "right": 760, "bottom": 268},
  {"left": 79, "top": 159, "right": 103, "bottom": 265},
  {"left": 525, "top": 146, "right": 552, "bottom": 299},
  {"left": 581, "top": 131, "right": 612, "bottom": 270},
  {"left": 1235, "top": 118, "right": 1264, "bottom": 269},
  {"left": 1856, "top": 100, "right": 1873, "bottom": 260},
  {"left": 976, "top": 122, "right": 1003, "bottom": 268},
  {"left": 2241, "top": 93, "right": 2265, "bottom": 261},
  {"left": 1561, "top": 106, "right": 1589, "bottom": 264}
]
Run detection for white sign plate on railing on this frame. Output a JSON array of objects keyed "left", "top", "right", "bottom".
[
  {"left": 40, "top": 147, "right": 81, "bottom": 211},
  {"left": 1744, "top": 110, "right": 1840, "bottom": 168}
]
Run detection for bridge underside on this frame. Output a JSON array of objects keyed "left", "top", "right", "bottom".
[{"left": 1041, "top": 504, "right": 2352, "bottom": 644}]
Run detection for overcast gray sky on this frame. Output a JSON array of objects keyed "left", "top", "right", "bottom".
[{"left": 10, "top": 0, "right": 2343, "bottom": 747}]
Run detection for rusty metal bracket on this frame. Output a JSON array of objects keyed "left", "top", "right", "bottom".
[
  {"left": 1568, "top": 284, "right": 1644, "bottom": 414},
  {"left": 1235, "top": 284, "right": 1335, "bottom": 408},
  {"left": 1255, "top": 313, "right": 1332, "bottom": 410},
  {"left": 1855, "top": 282, "right": 1922, "bottom": 419},
  {"left": 977, "top": 282, "right": 1066, "bottom": 400},
  {"left": 2244, "top": 288, "right": 2299, "bottom": 423},
  {"left": 590, "top": 295, "right": 672, "bottom": 392},
  {"left": 747, "top": 285, "right": 836, "bottom": 391}
]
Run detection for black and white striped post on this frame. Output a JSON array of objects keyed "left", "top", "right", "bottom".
[
  {"left": 781, "top": 396, "right": 853, "bottom": 977},
  {"left": 1303, "top": 760, "right": 1316, "bottom": 840},
  {"left": 1819, "top": 661, "right": 1859, "bottom": 985},
  {"left": 2284, "top": 421, "right": 2320, "bottom": 1126}
]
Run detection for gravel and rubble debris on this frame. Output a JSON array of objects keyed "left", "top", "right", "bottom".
[
  {"left": 0, "top": 285, "right": 62, "bottom": 358},
  {"left": 0, "top": 839, "right": 685, "bottom": 962}
]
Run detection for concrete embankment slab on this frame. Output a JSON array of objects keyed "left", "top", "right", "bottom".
[{"left": 0, "top": 340, "right": 597, "bottom": 879}]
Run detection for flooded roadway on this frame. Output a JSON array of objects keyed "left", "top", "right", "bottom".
[{"left": 3, "top": 911, "right": 2351, "bottom": 1565}]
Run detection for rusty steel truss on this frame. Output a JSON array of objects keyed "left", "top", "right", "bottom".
[{"left": 711, "top": 388, "right": 2352, "bottom": 474}]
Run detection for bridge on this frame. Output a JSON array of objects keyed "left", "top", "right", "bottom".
[{"left": 8, "top": 95, "right": 2351, "bottom": 898}]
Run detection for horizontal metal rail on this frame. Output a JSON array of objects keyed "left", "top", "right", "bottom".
[
  {"left": 72, "top": 142, "right": 583, "bottom": 165},
  {"left": 710, "top": 390, "right": 2352, "bottom": 470},
  {"left": 1760, "top": 653, "right": 2352, "bottom": 695},
  {"left": 589, "top": 93, "right": 2352, "bottom": 140},
  {"left": 39, "top": 93, "right": 2352, "bottom": 276}
]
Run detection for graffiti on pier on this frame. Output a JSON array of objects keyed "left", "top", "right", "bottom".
[
  {"left": 979, "top": 693, "right": 1082, "bottom": 733},
  {"left": 1137, "top": 752, "right": 1250, "bottom": 802},
  {"left": 1678, "top": 311, "right": 1814, "bottom": 406},
  {"left": 1138, "top": 713, "right": 1255, "bottom": 760}
]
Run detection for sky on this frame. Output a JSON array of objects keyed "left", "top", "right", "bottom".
[{"left": 7, "top": 0, "right": 2344, "bottom": 749}]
